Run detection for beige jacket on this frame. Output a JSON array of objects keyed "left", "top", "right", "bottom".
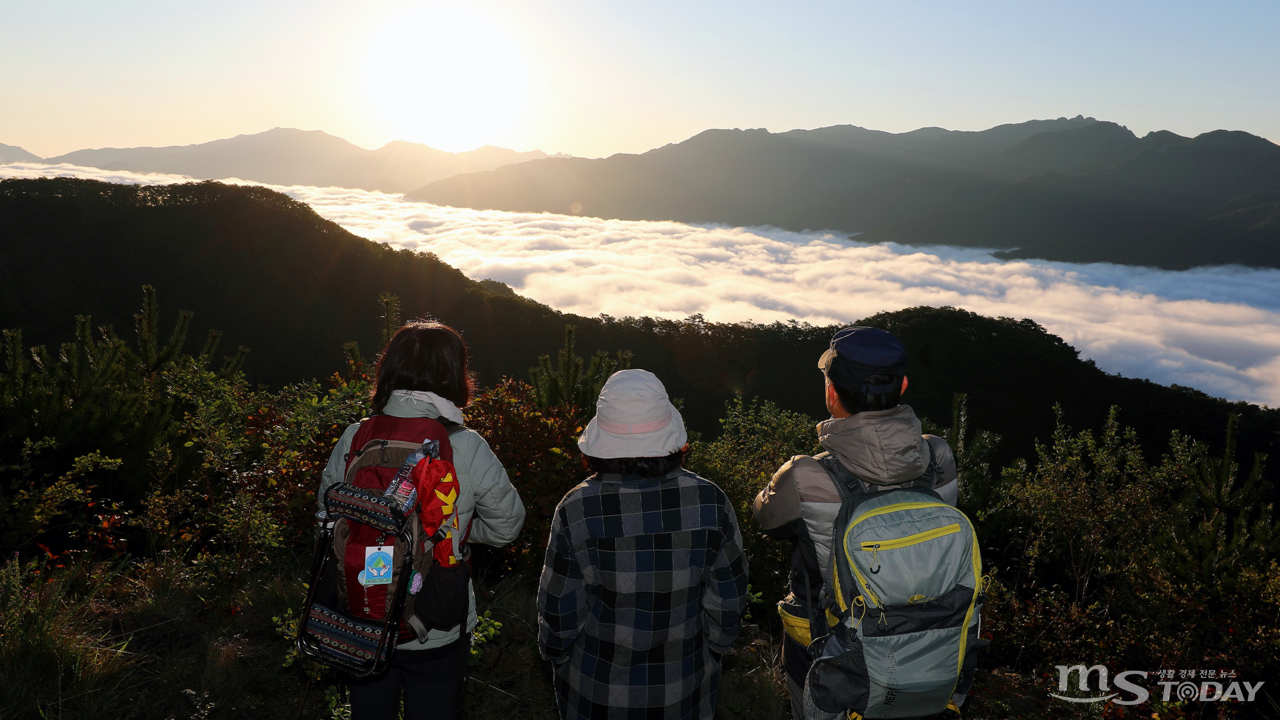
[{"left": 752, "top": 405, "right": 957, "bottom": 608}]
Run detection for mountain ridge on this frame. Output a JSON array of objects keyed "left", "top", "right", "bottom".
[
  {"left": 0, "top": 143, "right": 42, "bottom": 164},
  {"left": 408, "top": 117, "right": 1280, "bottom": 269},
  {"left": 31, "top": 128, "right": 549, "bottom": 193}
]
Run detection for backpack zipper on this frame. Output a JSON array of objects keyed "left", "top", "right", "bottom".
[
  {"left": 861, "top": 523, "right": 961, "bottom": 572},
  {"left": 859, "top": 523, "right": 960, "bottom": 552},
  {"left": 843, "top": 501, "right": 954, "bottom": 608}
]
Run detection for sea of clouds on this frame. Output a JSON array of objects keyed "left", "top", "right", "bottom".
[{"left": 6, "top": 162, "right": 1280, "bottom": 407}]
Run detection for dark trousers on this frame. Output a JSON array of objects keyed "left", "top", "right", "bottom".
[
  {"left": 781, "top": 632, "right": 812, "bottom": 720},
  {"left": 349, "top": 638, "right": 467, "bottom": 720}
]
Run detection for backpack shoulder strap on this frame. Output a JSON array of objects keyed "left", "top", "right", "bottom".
[
  {"left": 911, "top": 437, "right": 937, "bottom": 491},
  {"left": 345, "top": 415, "right": 459, "bottom": 475},
  {"left": 814, "top": 452, "right": 870, "bottom": 502}
]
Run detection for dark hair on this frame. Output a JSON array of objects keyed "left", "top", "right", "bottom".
[
  {"left": 583, "top": 449, "right": 686, "bottom": 478},
  {"left": 831, "top": 373, "right": 901, "bottom": 415},
  {"left": 371, "top": 322, "right": 475, "bottom": 414}
]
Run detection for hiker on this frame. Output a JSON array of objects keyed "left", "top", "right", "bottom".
[
  {"left": 537, "top": 369, "right": 750, "bottom": 720},
  {"left": 317, "top": 322, "right": 526, "bottom": 720},
  {"left": 752, "top": 326, "right": 961, "bottom": 720}
]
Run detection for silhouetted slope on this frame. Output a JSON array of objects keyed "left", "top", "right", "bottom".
[
  {"left": 0, "top": 143, "right": 42, "bottom": 163},
  {"left": 995, "top": 121, "right": 1148, "bottom": 177},
  {"left": 773, "top": 117, "right": 1100, "bottom": 172},
  {"left": 2, "top": 177, "right": 1277, "bottom": 475},
  {"left": 778, "top": 170, "right": 1006, "bottom": 234},
  {"left": 0, "top": 177, "right": 558, "bottom": 390},
  {"left": 1094, "top": 130, "right": 1280, "bottom": 200},
  {"left": 43, "top": 128, "right": 547, "bottom": 193},
  {"left": 867, "top": 171, "right": 1206, "bottom": 252},
  {"left": 408, "top": 118, "right": 1100, "bottom": 226},
  {"left": 49, "top": 129, "right": 365, "bottom": 185},
  {"left": 1019, "top": 190, "right": 1280, "bottom": 270},
  {"left": 865, "top": 131, "right": 1280, "bottom": 268}
]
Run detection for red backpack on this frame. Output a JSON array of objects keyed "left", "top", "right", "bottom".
[{"left": 298, "top": 415, "right": 472, "bottom": 676}]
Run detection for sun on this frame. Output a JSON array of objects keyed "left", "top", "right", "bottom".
[{"left": 358, "top": 4, "right": 531, "bottom": 152}]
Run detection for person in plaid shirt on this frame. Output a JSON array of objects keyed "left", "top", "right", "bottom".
[{"left": 537, "top": 369, "right": 750, "bottom": 720}]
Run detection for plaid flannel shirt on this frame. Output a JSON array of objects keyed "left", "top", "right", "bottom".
[{"left": 537, "top": 469, "right": 750, "bottom": 720}]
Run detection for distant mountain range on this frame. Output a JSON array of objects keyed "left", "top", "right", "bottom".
[
  {"left": 8, "top": 119, "right": 1279, "bottom": 269},
  {"left": 408, "top": 117, "right": 1280, "bottom": 270},
  {"left": 7, "top": 128, "right": 551, "bottom": 193}
]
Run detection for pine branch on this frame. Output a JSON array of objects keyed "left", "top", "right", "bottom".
[{"left": 378, "top": 293, "right": 402, "bottom": 347}]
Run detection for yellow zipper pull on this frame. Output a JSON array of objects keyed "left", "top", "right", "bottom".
[{"left": 868, "top": 544, "right": 881, "bottom": 574}]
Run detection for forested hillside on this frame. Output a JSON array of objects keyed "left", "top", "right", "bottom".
[{"left": 3, "top": 176, "right": 1277, "bottom": 474}]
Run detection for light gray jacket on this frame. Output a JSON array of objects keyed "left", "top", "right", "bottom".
[
  {"left": 318, "top": 390, "right": 526, "bottom": 650},
  {"left": 752, "top": 405, "right": 957, "bottom": 606}
]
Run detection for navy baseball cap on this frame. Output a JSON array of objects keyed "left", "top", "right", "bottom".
[{"left": 818, "top": 326, "right": 907, "bottom": 394}]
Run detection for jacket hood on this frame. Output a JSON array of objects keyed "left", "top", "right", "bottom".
[
  {"left": 383, "top": 390, "right": 465, "bottom": 424},
  {"left": 817, "top": 405, "right": 927, "bottom": 486}
]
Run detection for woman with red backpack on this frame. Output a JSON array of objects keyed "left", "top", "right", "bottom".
[{"left": 317, "top": 322, "right": 526, "bottom": 719}]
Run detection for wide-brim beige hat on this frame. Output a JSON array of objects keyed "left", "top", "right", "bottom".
[{"left": 577, "top": 369, "right": 687, "bottom": 459}]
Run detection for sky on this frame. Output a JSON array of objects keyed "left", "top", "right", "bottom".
[
  {"left": 6, "top": 162, "right": 1280, "bottom": 409},
  {"left": 3, "top": 0, "right": 1280, "bottom": 158}
]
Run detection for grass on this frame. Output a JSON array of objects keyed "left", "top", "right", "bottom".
[
  {"left": 461, "top": 572, "right": 791, "bottom": 720},
  {"left": 0, "top": 547, "right": 796, "bottom": 720},
  {"left": 17, "top": 552, "right": 1256, "bottom": 720}
]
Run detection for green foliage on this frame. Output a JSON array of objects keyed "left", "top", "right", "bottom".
[
  {"left": 743, "top": 583, "right": 764, "bottom": 622},
  {"left": 272, "top": 606, "right": 327, "bottom": 682},
  {"left": 0, "top": 287, "right": 245, "bottom": 552},
  {"left": 377, "top": 292, "right": 402, "bottom": 348},
  {"left": 945, "top": 393, "right": 1002, "bottom": 523},
  {"left": 528, "top": 325, "right": 632, "bottom": 414},
  {"left": 987, "top": 408, "right": 1280, "bottom": 679},
  {"left": 154, "top": 368, "right": 369, "bottom": 589},
  {"left": 687, "top": 395, "right": 821, "bottom": 622},
  {"left": 1170, "top": 413, "right": 1276, "bottom": 586},
  {"left": 187, "top": 489, "right": 285, "bottom": 586},
  {"left": 1007, "top": 406, "right": 1186, "bottom": 608},
  {"left": 470, "top": 610, "right": 503, "bottom": 665},
  {"left": 324, "top": 685, "right": 353, "bottom": 720},
  {"left": 465, "top": 378, "right": 584, "bottom": 574}
]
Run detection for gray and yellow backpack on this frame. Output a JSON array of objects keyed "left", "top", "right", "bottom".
[{"left": 804, "top": 457, "right": 985, "bottom": 719}]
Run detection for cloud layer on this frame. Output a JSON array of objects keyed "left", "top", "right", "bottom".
[{"left": 6, "top": 162, "right": 1280, "bottom": 407}]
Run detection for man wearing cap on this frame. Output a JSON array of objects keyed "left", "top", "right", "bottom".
[
  {"left": 537, "top": 369, "right": 750, "bottom": 720},
  {"left": 752, "top": 327, "right": 959, "bottom": 720}
]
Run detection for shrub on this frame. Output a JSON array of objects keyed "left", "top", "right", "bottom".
[
  {"left": 686, "top": 395, "right": 822, "bottom": 622},
  {"left": 464, "top": 378, "right": 584, "bottom": 575},
  {"left": 987, "top": 407, "right": 1280, "bottom": 684}
]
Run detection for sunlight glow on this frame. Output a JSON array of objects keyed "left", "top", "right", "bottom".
[{"left": 358, "top": 4, "right": 530, "bottom": 152}]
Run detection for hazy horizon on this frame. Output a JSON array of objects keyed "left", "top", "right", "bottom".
[
  {"left": 4, "top": 1, "right": 1279, "bottom": 159},
  {"left": 5, "top": 161, "right": 1279, "bottom": 409},
  {"left": 12, "top": 116, "right": 1279, "bottom": 165}
]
